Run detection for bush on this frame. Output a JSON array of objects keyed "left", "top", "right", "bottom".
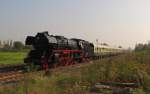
[{"left": 13, "top": 41, "right": 24, "bottom": 50}]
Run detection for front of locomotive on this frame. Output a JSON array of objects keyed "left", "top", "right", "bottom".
[{"left": 24, "top": 32, "right": 57, "bottom": 68}]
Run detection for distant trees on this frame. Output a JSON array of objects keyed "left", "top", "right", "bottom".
[
  {"left": 135, "top": 42, "right": 150, "bottom": 51},
  {"left": 118, "top": 46, "right": 122, "bottom": 48},
  {"left": 12, "top": 41, "right": 32, "bottom": 51},
  {"left": 101, "top": 43, "right": 109, "bottom": 46},
  {"left": 0, "top": 40, "right": 31, "bottom": 52},
  {"left": 13, "top": 41, "right": 24, "bottom": 50}
]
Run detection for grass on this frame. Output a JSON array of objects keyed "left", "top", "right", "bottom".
[
  {"left": 0, "top": 51, "right": 27, "bottom": 65},
  {"left": 1, "top": 50, "right": 150, "bottom": 94}
]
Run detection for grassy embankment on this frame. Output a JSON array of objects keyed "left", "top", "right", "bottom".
[
  {"left": 1, "top": 50, "right": 150, "bottom": 94},
  {"left": 0, "top": 51, "right": 27, "bottom": 65}
]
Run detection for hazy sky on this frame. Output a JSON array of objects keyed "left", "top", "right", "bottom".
[{"left": 0, "top": 0, "right": 150, "bottom": 48}]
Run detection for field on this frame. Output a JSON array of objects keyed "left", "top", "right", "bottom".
[
  {"left": 0, "top": 52, "right": 27, "bottom": 65},
  {"left": 1, "top": 50, "right": 150, "bottom": 94}
]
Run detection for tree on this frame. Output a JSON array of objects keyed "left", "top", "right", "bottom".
[
  {"left": 102, "top": 43, "right": 108, "bottom": 46},
  {"left": 13, "top": 41, "right": 24, "bottom": 50},
  {"left": 134, "top": 42, "right": 150, "bottom": 51},
  {"left": 135, "top": 43, "right": 144, "bottom": 51},
  {"left": 118, "top": 46, "right": 122, "bottom": 48}
]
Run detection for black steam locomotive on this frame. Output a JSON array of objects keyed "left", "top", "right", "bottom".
[{"left": 24, "top": 32, "right": 94, "bottom": 70}]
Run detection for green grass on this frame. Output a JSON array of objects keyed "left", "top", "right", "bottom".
[{"left": 0, "top": 52, "right": 27, "bottom": 65}]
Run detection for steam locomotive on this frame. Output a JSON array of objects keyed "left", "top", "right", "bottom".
[
  {"left": 24, "top": 31, "right": 124, "bottom": 70},
  {"left": 24, "top": 32, "right": 94, "bottom": 70}
]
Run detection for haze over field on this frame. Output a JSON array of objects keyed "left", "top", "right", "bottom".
[{"left": 0, "top": 0, "right": 150, "bottom": 48}]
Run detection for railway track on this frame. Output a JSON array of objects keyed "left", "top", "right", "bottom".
[
  {"left": 0, "top": 64, "right": 26, "bottom": 84},
  {"left": 0, "top": 71, "right": 25, "bottom": 84},
  {"left": 0, "top": 61, "right": 93, "bottom": 84}
]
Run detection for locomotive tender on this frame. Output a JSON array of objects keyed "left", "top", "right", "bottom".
[{"left": 24, "top": 31, "right": 123, "bottom": 70}]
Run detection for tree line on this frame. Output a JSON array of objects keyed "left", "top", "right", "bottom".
[
  {"left": 135, "top": 42, "right": 150, "bottom": 51},
  {"left": 0, "top": 41, "right": 31, "bottom": 51}
]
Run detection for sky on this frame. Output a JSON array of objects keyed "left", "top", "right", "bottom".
[{"left": 0, "top": 0, "right": 150, "bottom": 48}]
